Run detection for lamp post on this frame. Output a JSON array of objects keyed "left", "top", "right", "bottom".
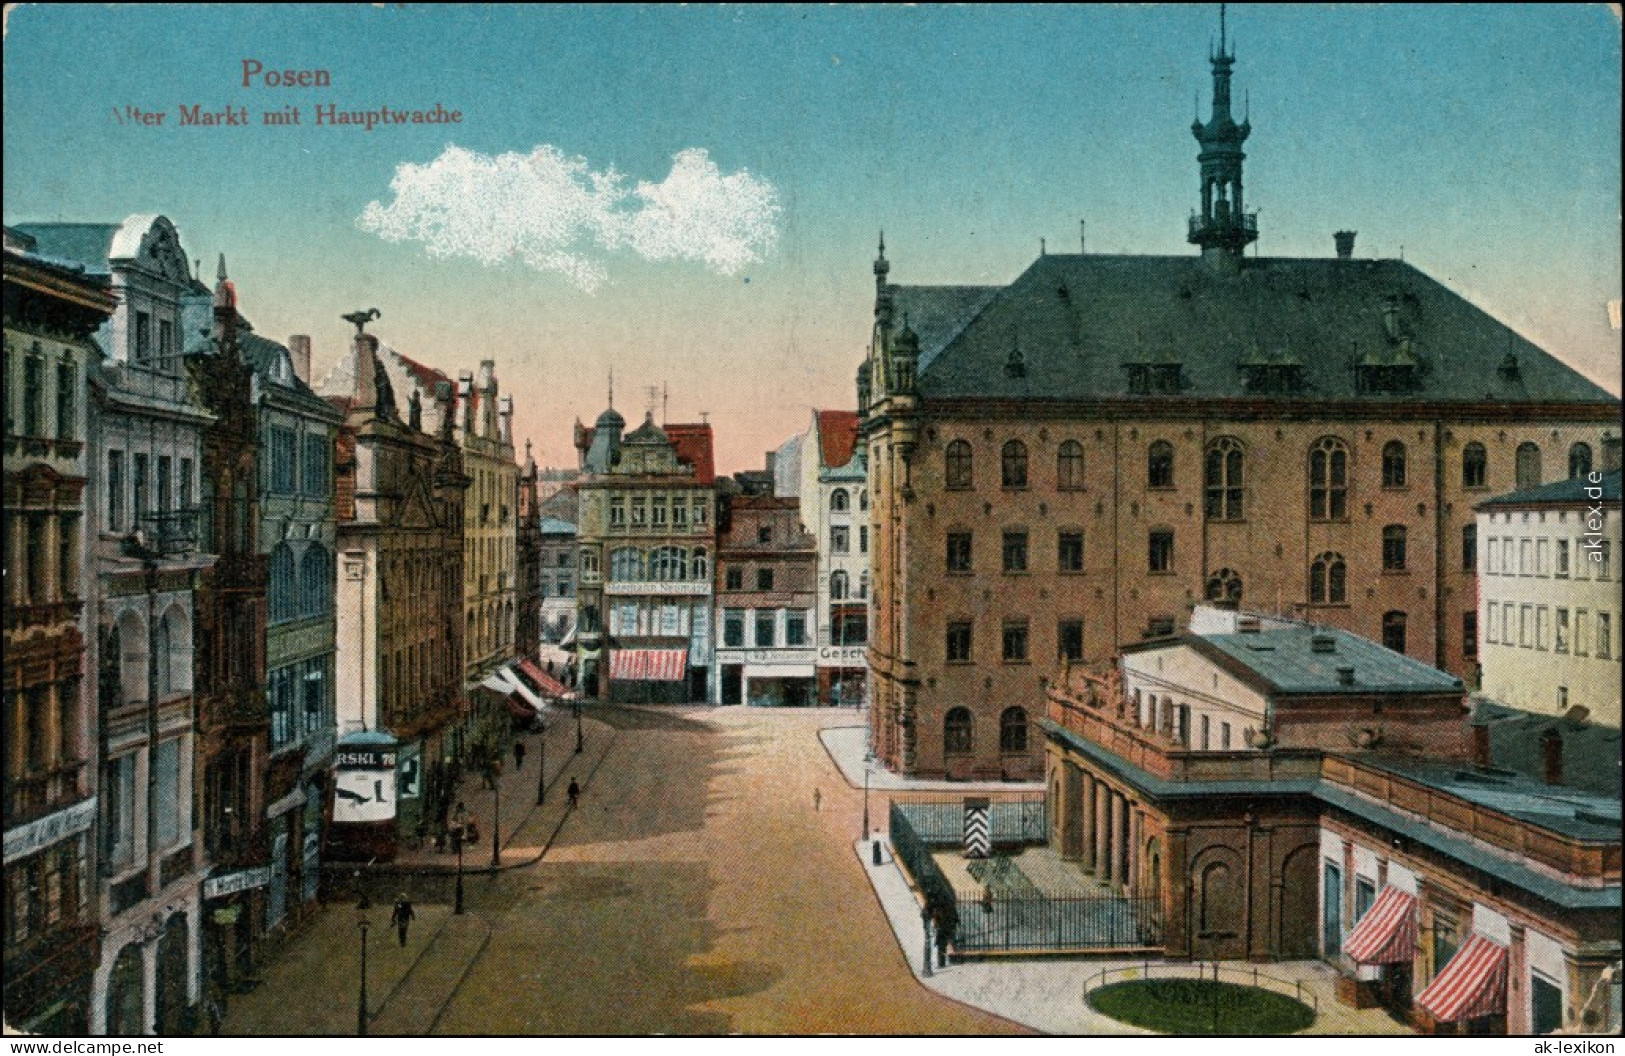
[
  {"left": 356, "top": 907, "right": 371, "bottom": 1035},
  {"left": 861, "top": 767, "right": 870, "bottom": 841},
  {"left": 452, "top": 803, "right": 466, "bottom": 915},
  {"left": 490, "top": 769, "right": 501, "bottom": 870},
  {"left": 536, "top": 724, "right": 547, "bottom": 806},
  {"left": 573, "top": 698, "right": 583, "bottom": 754}
]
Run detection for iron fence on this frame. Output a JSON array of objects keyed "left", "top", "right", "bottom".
[
  {"left": 888, "top": 802, "right": 957, "bottom": 921},
  {"left": 1083, "top": 961, "right": 1320, "bottom": 1015},
  {"left": 955, "top": 894, "right": 1161, "bottom": 952},
  {"left": 888, "top": 795, "right": 1047, "bottom": 844}
]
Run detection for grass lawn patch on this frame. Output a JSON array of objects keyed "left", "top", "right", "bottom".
[{"left": 1089, "top": 978, "right": 1316, "bottom": 1035}]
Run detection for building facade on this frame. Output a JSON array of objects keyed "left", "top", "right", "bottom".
[
  {"left": 574, "top": 407, "right": 715, "bottom": 703},
  {"left": 3, "top": 230, "right": 116, "bottom": 1034},
  {"left": 860, "top": 27, "right": 1620, "bottom": 780},
  {"left": 1040, "top": 612, "right": 1619, "bottom": 1035},
  {"left": 1476, "top": 470, "right": 1621, "bottom": 727},
  {"left": 713, "top": 495, "right": 817, "bottom": 706},
  {"left": 516, "top": 441, "right": 543, "bottom": 664},
  {"left": 455, "top": 361, "right": 518, "bottom": 685},
  {"left": 19, "top": 216, "right": 218, "bottom": 1035},
  {"left": 244, "top": 324, "right": 343, "bottom": 947},
  {"left": 317, "top": 323, "right": 467, "bottom": 859}
]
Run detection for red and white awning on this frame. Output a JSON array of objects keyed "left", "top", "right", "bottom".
[
  {"left": 611, "top": 649, "right": 688, "bottom": 682},
  {"left": 1416, "top": 933, "right": 1507, "bottom": 1023},
  {"left": 1343, "top": 886, "right": 1418, "bottom": 965}
]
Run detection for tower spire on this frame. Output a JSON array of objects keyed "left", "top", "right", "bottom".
[{"left": 1188, "top": 3, "right": 1257, "bottom": 266}]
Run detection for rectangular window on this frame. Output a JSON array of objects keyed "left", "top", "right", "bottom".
[
  {"left": 303, "top": 657, "right": 328, "bottom": 735},
  {"left": 103, "top": 754, "right": 137, "bottom": 869},
  {"left": 630, "top": 497, "right": 647, "bottom": 526},
  {"left": 158, "top": 319, "right": 173, "bottom": 363},
  {"left": 1555, "top": 608, "right": 1570, "bottom": 653},
  {"left": 1486, "top": 602, "right": 1499, "bottom": 644},
  {"left": 1058, "top": 619, "right": 1084, "bottom": 661},
  {"left": 132, "top": 453, "right": 149, "bottom": 520},
  {"left": 1536, "top": 606, "right": 1548, "bottom": 650},
  {"left": 1220, "top": 722, "right": 1232, "bottom": 750},
  {"left": 135, "top": 311, "right": 152, "bottom": 362},
  {"left": 1149, "top": 530, "right": 1174, "bottom": 573},
  {"left": 1002, "top": 621, "right": 1029, "bottom": 663},
  {"left": 692, "top": 498, "right": 708, "bottom": 526},
  {"left": 270, "top": 666, "right": 294, "bottom": 749},
  {"left": 154, "top": 738, "right": 183, "bottom": 849},
  {"left": 1599, "top": 541, "right": 1613, "bottom": 581},
  {"left": 757, "top": 525, "right": 772, "bottom": 545},
  {"left": 1537, "top": 539, "right": 1550, "bottom": 577},
  {"left": 23, "top": 355, "right": 44, "bottom": 436},
  {"left": 1520, "top": 539, "right": 1532, "bottom": 576},
  {"left": 1355, "top": 878, "right": 1377, "bottom": 923},
  {"left": 1519, "top": 604, "right": 1532, "bottom": 648},
  {"left": 725, "top": 567, "right": 743, "bottom": 591},
  {"left": 830, "top": 526, "right": 849, "bottom": 554},
  {"left": 108, "top": 450, "right": 125, "bottom": 531},
  {"left": 1503, "top": 539, "right": 1515, "bottom": 575},
  {"left": 56, "top": 361, "right": 76, "bottom": 441},
  {"left": 179, "top": 457, "right": 193, "bottom": 512},
  {"left": 1600, "top": 612, "right": 1614, "bottom": 660},
  {"left": 1058, "top": 531, "right": 1084, "bottom": 573},
  {"left": 756, "top": 568, "right": 774, "bottom": 591},
  {"left": 1576, "top": 610, "right": 1589, "bottom": 656},
  {"left": 1462, "top": 525, "right": 1476, "bottom": 573},
  {"left": 946, "top": 621, "right": 972, "bottom": 663},
  {"left": 1002, "top": 530, "right": 1028, "bottom": 573},
  {"left": 946, "top": 532, "right": 972, "bottom": 573},
  {"left": 785, "top": 611, "right": 807, "bottom": 646},
  {"left": 302, "top": 434, "right": 329, "bottom": 497},
  {"left": 58, "top": 515, "right": 79, "bottom": 602},
  {"left": 754, "top": 611, "right": 776, "bottom": 648},
  {"left": 672, "top": 501, "right": 688, "bottom": 528},
  {"left": 1502, "top": 603, "right": 1512, "bottom": 646},
  {"left": 1486, "top": 536, "right": 1498, "bottom": 575},
  {"left": 859, "top": 526, "right": 868, "bottom": 554},
  {"left": 610, "top": 498, "right": 626, "bottom": 527},
  {"left": 156, "top": 455, "right": 172, "bottom": 513},
  {"left": 651, "top": 497, "right": 668, "bottom": 527},
  {"left": 723, "top": 609, "right": 745, "bottom": 648},
  {"left": 1556, "top": 540, "right": 1570, "bottom": 578}
]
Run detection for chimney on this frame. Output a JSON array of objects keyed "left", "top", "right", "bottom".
[
  {"left": 1334, "top": 231, "right": 1356, "bottom": 260},
  {"left": 498, "top": 395, "right": 513, "bottom": 446},
  {"left": 288, "top": 335, "right": 312, "bottom": 383},
  {"left": 764, "top": 451, "right": 777, "bottom": 478},
  {"left": 1541, "top": 727, "right": 1563, "bottom": 786},
  {"left": 351, "top": 333, "right": 380, "bottom": 419},
  {"left": 458, "top": 371, "right": 475, "bottom": 435},
  {"left": 1471, "top": 722, "right": 1491, "bottom": 768}
]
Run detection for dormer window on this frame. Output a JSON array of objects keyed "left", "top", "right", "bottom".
[{"left": 1125, "top": 362, "right": 1183, "bottom": 395}]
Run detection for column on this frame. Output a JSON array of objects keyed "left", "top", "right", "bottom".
[
  {"left": 1095, "top": 783, "right": 1110, "bottom": 881},
  {"left": 1082, "top": 773, "right": 1096, "bottom": 872},
  {"left": 1127, "top": 805, "right": 1141, "bottom": 897},
  {"left": 1507, "top": 924, "right": 1527, "bottom": 1035},
  {"left": 1110, "top": 793, "right": 1126, "bottom": 890}
]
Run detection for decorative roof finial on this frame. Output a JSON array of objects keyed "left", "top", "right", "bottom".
[
  {"left": 608, "top": 367, "right": 615, "bottom": 410},
  {"left": 342, "top": 308, "right": 380, "bottom": 335}
]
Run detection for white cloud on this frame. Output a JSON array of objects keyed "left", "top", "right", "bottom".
[{"left": 357, "top": 145, "right": 780, "bottom": 291}]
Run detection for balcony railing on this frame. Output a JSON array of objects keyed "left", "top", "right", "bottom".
[
  {"left": 134, "top": 508, "right": 200, "bottom": 556},
  {"left": 1188, "top": 210, "right": 1258, "bottom": 241}
]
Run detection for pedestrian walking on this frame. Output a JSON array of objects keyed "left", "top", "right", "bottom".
[
  {"left": 513, "top": 740, "right": 526, "bottom": 771},
  {"left": 391, "top": 893, "right": 415, "bottom": 947},
  {"left": 814, "top": 787, "right": 822, "bottom": 811},
  {"left": 567, "top": 778, "right": 580, "bottom": 807}
]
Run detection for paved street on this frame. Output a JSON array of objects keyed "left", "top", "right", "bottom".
[{"left": 225, "top": 705, "right": 1023, "bottom": 1035}]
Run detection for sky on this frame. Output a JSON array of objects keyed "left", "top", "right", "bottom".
[{"left": 5, "top": 4, "right": 1620, "bottom": 475}]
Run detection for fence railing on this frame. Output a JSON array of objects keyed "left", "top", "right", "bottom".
[
  {"left": 888, "top": 795, "right": 1047, "bottom": 844},
  {"left": 955, "top": 894, "right": 1160, "bottom": 952},
  {"left": 1083, "top": 961, "right": 1320, "bottom": 1015},
  {"left": 889, "top": 802, "right": 958, "bottom": 922}
]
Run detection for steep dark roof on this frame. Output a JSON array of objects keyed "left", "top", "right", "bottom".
[
  {"left": 898, "top": 254, "right": 1617, "bottom": 407},
  {"left": 1478, "top": 469, "right": 1622, "bottom": 509}
]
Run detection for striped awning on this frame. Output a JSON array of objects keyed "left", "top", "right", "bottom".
[
  {"left": 1416, "top": 933, "right": 1508, "bottom": 1023},
  {"left": 611, "top": 649, "right": 688, "bottom": 682},
  {"left": 1343, "top": 886, "right": 1418, "bottom": 965}
]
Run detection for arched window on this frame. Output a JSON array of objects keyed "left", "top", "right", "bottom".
[
  {"left": 1569, "top": 442, "right": 1594, "bottom": 480},
  {"left": 159, "top": 604, "right": 190, "bottom": 697},
  {"left": 1205, "top": 568, "right": 1243, "bottom": 606},
  {"left": 650, "top": 546, "right": 687, "bottom": 581},
  {"left": 1310, "top": 552, "right": 1347, "bottom": 604},
  {"left": 1204, "top": 437, "right": 1244, "bottom": 520},
  {"left": 829, "top": 488, "right": 849, "bottom": 512},
  {"left": 155, "top": 612, "right": 172, "bottom": 697},
  {"left": 269, "top": 544, "right": 296, "bottom": 624},
  {"left": 944, "top": 707, "right": 973, "bottom": 754},
  {"left": 830, "top": 570, "right": 849, "bottom": 600},
  {"left": 1382, "top": 611, "right": 1407, "bottom": 654},
  {"left": 1516, "top": 442, "right": 1542, "bottom": 491},
  {"left": 1382, "top": 525, "right": 1408, "bottom": 571},
  {"left": 1309, "top": 438, "right": 1349, "bottom": 520},
  {"left": 945, "top": 440, "right": 973, "bottom": 490},
  {"left": 300, "top": 544, "right": 331, "bottom": 617},
  {"left": 999, "top": 707, "right": 1029, "bottom": 753},
  {"left": 1056, "top": 440, "right": 1085, "bottom": 491},
  {"left": 1382, "top": 441, "right": 1407, "bottom": 488},
  {"left": 1462, "top": 442, "right": 1488, "bottom": 488},
  {"left": 610, "top": 547, "right": 645, "bottom": 582},
  {"left": 1148, "top": 441, "right": 1175, "bottom": 489},
  {"left": 1001, "top": 440, "right": 1028, "bottom": 489},
  {"left": 689, "top": 547, "right": 709, "bottom": 581}
]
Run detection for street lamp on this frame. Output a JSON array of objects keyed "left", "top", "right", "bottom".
[
  {"left": 490, "top": 767, "right": 501, "bottom": 870},
  {"left": 536, "top": 723, "right": 547, "bottom": 806},
  {"left": 452, "top": 802, "right": 466, "bottom": 915},
  {"left": 861, "top": 766, "right": 870, "bottom": 841},
  {"left": 356, "top": 898, "right": 371, "bottom": 1036},
  {"left": 573, "top": 698, "right": 583, "bottom": 754}
]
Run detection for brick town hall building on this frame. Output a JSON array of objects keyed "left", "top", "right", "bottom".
[{"left": 860, "top": 16, "right": 1620, "bottom": 781}]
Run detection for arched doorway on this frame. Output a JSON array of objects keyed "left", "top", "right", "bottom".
[
  {"left": 105, "top": 942, "right": 144, "bottom": 1036},
  {"left": 1189, "top": 847, "right": 1246, "bottom": 960},
  {"left": 1277, "top": 844, "right": 1319, "bottom": 958}
]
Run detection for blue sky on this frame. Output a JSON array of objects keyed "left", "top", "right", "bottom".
[{"left": 5, "top": 4, "right": 1619, "bottom": 472}]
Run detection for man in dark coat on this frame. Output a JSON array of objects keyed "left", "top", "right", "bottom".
[{"left": 391, "top": 894, "right": 415, "bottom": 947}]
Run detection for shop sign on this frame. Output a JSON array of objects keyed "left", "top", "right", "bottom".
[
  {"left": 3, "top": 797, "right": 97, "bottom": 860},
  {"left": 816, "top": 646, "right": 867, "bottom": 667},
  {"left": 204, "top": 865, "right": 272, "bottom": 900},
  {"left": 335, "top": 747, "right": 396, "bottom": 770}
]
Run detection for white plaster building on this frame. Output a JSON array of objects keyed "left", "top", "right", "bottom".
[{"left": 1477, "top": 469, "right": 1622, "bottom": 727}]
